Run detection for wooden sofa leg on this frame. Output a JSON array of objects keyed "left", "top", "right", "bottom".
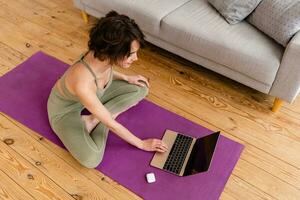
[
  {"left": 272, "top": 98, "right": 284, "bottom": 112},
  {"left": 81, "top": 10, "right": 89, "bottom": 24}
]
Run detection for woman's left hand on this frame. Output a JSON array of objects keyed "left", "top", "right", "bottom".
[{"left": 126, "top": 75, "right": 150, "bottom": 88}]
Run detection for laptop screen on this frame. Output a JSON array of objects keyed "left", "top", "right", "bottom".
[{"left": 183, "top": 132, "right": 220, "bottom": 176}]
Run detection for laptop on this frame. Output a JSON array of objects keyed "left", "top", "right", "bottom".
[{"left": 150, "top": 129, "right": 220, "bottom": 176}]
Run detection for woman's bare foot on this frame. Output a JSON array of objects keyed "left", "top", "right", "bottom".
[
  {"left": 81, "top": 114, "right": 99, "bottom": 134},
  {"left": 81, "top": 102, "right": 139, "bottom": 133}
]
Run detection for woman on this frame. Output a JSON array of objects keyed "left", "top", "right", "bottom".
[{"left": 47, "top": 11, "right": 168, "bottom": 168}]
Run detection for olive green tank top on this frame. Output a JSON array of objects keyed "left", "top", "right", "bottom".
[{"left": 58, "top": 52, "right": 113, "bottom": 102}]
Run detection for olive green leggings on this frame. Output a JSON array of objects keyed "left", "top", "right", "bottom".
[{"left": 47, "top": 80, "right": 148, "bottom": 168}]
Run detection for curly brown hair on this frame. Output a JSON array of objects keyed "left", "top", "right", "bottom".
[{"left": 88, "top": 11, "right": 145, "bottom": 65}]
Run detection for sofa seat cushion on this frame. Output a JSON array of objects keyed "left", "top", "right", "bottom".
[
  {"left": 160, "top": 0, "right": 284, "bottom": 86},
  {"left": 82, "top": 0, "right": 190, "bottom": 35}
]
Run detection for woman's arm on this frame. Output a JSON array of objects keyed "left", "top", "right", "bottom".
[
  {"left": 74, "top": 81, "right": 166, "bottom": 152},
  {"left": 76, "top": 83, "right": 142, "bottom": 148},
  {"left": 113, "top": 71, "right": 150, "bottom": 88}
]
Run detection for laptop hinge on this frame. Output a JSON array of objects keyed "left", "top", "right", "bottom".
[{"left": 179, "top": 138, "right": 196, "bottom": 176}]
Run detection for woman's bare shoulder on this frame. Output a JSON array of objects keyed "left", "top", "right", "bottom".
[
  {"left": 69, "top": 61, "right": 96, "bottom": 81},
  {"left": 65, "top": 62, "right": 96, "bottom": 94}
]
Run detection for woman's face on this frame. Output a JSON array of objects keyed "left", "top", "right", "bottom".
[{"left": 119, "top": 40, "right": 140, "bottom": 68}]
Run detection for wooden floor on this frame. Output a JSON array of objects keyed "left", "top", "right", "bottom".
[{"left": 0, "top": 0, "right": 300, "bottom": 199}]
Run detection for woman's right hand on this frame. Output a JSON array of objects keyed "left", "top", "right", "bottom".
[{"left": 141, "top": 139, "right": 168, "bottom": 153}]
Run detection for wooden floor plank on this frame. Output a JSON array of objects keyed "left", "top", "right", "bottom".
[
  {"left": 0, "top": 139, "right": 74, "bottom": 200},
  {"left": 235, "top": 159, "right": 300, "bottom": 200},
  {"left": 0, "top": 19, "right": 38, "bottom": 56},
  {"left": 222, "top": 175, "right": 274, "bottom": 200},
  {"left": 0, "top": 42, "right": 27, "bottom": 75},
  {"left": 15, "top": 0, "right": 59, "bottom": 10},
  {"left": 0, "top": 0, "right": 89, "bottom": 47},
  {"left": 0, "top": 169, "right": 36, "bottom": 200},
  {"left": 0, "top": 42, "right": 26, "bottom": 66},
  {"left": 0, "top": 15, "right": 81, "bottom": 65},
  {"left": 0, "top": 22, "right": 78, "bottom": 76}
]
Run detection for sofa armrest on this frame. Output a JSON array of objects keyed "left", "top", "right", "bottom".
[{"left": 269, "top": 31, "right": 300, "bottom": 103}]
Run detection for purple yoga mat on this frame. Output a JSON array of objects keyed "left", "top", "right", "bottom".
[{"left": 0, "top": 51, "right": 244, "bottom": 200}]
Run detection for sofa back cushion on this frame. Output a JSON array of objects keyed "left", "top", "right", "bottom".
[
  {"left": 82, "top": 0, "right": 190, "bottom": 35},
  {"left": 208, "top": 0, "right": 262, "bottom": 24},
  {"left": 247, "top": 0, "right": 300, "bottom": 47}
]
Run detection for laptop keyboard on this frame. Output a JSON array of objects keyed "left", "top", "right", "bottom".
[{"left": 163, "top": 134, "right": 193, "bottom": 174}]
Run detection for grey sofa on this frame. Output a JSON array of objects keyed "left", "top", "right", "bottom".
[{"left": 73, "top": 0, "right": 300, "bottom": 112}]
